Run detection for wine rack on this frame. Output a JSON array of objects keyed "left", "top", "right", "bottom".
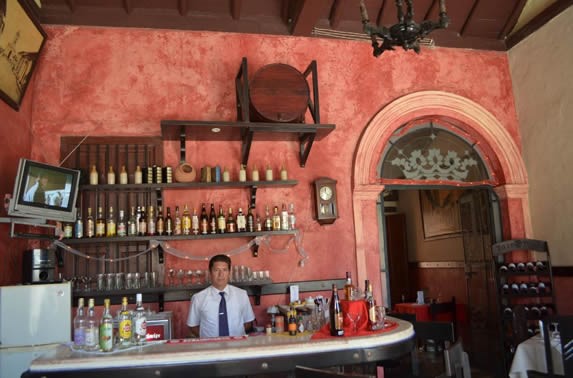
[{"left": 492, "top": 239, "right": 557, "bottom": 375}]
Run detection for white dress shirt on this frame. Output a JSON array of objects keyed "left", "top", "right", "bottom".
[{"left": 187, "top": 284, "right": 255, "bottom": 338}]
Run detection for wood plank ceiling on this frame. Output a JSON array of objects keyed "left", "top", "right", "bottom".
[{"left": 38, "top": 0, "right": 572, "bottom": 51}]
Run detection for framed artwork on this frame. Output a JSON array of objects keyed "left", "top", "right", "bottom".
[
  {"left": 0, "top": 0, "right": 46, "bottom": 110},
  {"left": 419, "top": 189, "right": 462, "bottom": 240}
]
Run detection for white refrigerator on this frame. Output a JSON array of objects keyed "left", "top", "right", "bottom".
[{"left": 0, "top": 282, "right": 71, "bottom": 378}]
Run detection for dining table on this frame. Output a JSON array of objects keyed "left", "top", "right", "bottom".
[{"left": 508, "top": 333, "right": 563, "bottom": 377}]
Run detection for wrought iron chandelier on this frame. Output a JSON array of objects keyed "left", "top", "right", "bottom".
[{"left": 359, "top": 0, "right": 449, "bottom": 57}]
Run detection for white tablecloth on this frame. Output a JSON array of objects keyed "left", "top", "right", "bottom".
[{"left": 509, "top": 334, "right": 563, "bottom": 378}]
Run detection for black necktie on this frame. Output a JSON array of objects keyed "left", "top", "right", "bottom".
[{"left": 219, "top": 292, "right": 229, "bottom": 336}]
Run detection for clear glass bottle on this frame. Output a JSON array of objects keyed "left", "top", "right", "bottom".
[
  {"left": 182, "top": 204, "right": 192, "bottom": 235},
  {"left": 117, "top": 296, "right": 132, "bottom": 348},
  {"left": 147, "top": 205, "right": 156, "bottom": 236},
  {"left": 99, "top": 298, "right": 114, "bottom": 352},
  {"left": 272, "top": 206, "right": 281, "bottom": 231},
  {"left": 117, "top": 209, "right": 127, "bottom": 237},
  {"left": 106, "top": 206, "right": 116, "bottom": 237},
  {"left": 85, "top": 298, "right": 99, "bottom": 351},
  {"left": 133, "top": 293, "right": 147, "bottom": 345},
  {"left": 74, "top": 209, "right": 84, "bottom": 238},
  {"left": 128, "top": 206, "right": 137, "bottom": 236},
  {"left": 86, "top": 207, "right": 95, "bottom": 238},
  {"left": 280, "top": 203, "right": 289, "bottom": 231},
  {"left": 288, "top": 203, "right": 296, "bottom": 230},
  {"left": 344, "top": 271, "right": 354, "bottom": 300},
  {"left": 236, "top": 207, "right": 246, "bottom": 232},
  {"left": 264, "top": 205, "right": 272, "bottom": 231},
  {"left": 217, "top": 205, "right": 226, "bottom": 234},
  {"left": 95, "top": 206, "right": 105, "bottom": 237},
  {"left": 73, "top": 297, "right": 86, "bottom": 349},
  {"left": 191, "top": 206, "right": 199, "bottom": 235},
  {"left": 174, "top": 206, "right": 182, "bottom": 235},
  {"left": 365, "top": 281, "right": 377, "bottom": 329}
]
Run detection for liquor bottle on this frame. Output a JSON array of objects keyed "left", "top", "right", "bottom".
[
  {"left": 117, "top": 296, "right": 132, "bottom": 348},
  {"left": 139, "top": 206, "right": 147, "bottom": 236},
  {"left": 217, "top": 205, "right": 226, "bottom": 234},
  {"left": 156, "top": 205, "right": 164, "bottom": 235},
  {"left": 209, "top": 203, "right": 217, "bottom": 234},
  {"left": 280, "top": 203, "right": 289, "bottom": 231},
  {"left": 199, "top": 204, "right": 209, "bottom": 235},
  {"left": 147, "top": 206, "right": 156, "bottom": 236},
  {"left": 236, "top": 208, "right": 246, "bottom": 232},
  {"left": 106, "top": 206, "right": 116, "bottom": 237},
  {"left": 85, "top": 298, "right": 99, "bottom": 351},
  {"left": 174, "top": 206, "right": 182, "bottom": 235},
  {"left": 119, "top": 165, "right": 128, "bottom": 184},
  {"left": 246, "top": 207, "right": 255, "bottom": 232},
  {"left": 86, "top": 207, "right": 95, "bottom": 238},
  {"left": 255, "top": 213, "right": 263, "bottom": 232},
  {"left": 74, "top": 209, "right": 83, "bottom": 238},
  {"left": 99, "top": 298, "right": 114, "bottom": 352},
  {"left": 288, "top": 308, "right": 297, "bottom": 336},
  {"left": 133, "top": 293, "right": 147, "bottom": 345},
  {"left": 344, "top": 272, "right": 354, "bottom": 300},
  {"left": 63, "top": 222, "right": 73, "bottom": 239},
  {"left": 264, "top": 205, "right": 272, "bottom": 231},
  {"left": 329, "top": 284, "right": 344, "bottom": 336},
  {"left": 95, "top": 206, "right": 105, "bottom": 237},
  {"left": 135, "top": 206, "right": 142, "bottom": 235},
  {"left": 365, "top": 282, "right": 377, "bottom": 329},
  {"left": 272, "top": 206, "right": 281, "bottom": 231},
  {"left": 117, "top": 209, "right": 127, "bottom": 237},
  {"left": 288, "top": 203, "right": 296, "bottom": 230},
  {"left": 89, "top": 165, "right": 98, "bottom": 185},
  {"left": 128, "top": 206, "right": 137, "bottom": 236},
  {"left": 165, "top": 206, "right": 173, "bottom": 236},
  {"left": 182, "top": 204, "right": 192, "bottom": 235},
  {"left": 73, "top": 297, "right": 86, "bottom": 349},
  {"left": 226, "top": 207, "right": 236, "bottom": 233},
  {"left": 191, "top": 207, "right": 199, "bottom": 235},
  {"left": 107, "top": 166, "right": 116, "bottom": 185}
]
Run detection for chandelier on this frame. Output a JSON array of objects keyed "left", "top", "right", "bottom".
[{"left": 359, "top": 0, "right": 449, "bottom": 57}]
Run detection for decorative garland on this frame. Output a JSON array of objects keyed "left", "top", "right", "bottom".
[{"left": 51, "top": 230, "right": 309, "bottom": 267}]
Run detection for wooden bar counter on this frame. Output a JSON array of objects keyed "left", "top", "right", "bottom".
[{"left": 23, "top": 317, "right": 414, "bottom": 377}]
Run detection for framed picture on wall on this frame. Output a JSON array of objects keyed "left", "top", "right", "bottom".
[
  {"left": 420, "top": 189, "right": 462, "bottom": 239},
  {"left": 0, "top": 0, "right": 47, "bottom": 111}
]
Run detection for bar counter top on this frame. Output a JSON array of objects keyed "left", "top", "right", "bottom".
[{"left": 24, "top": 317, "right": 414, "bottom": 377}]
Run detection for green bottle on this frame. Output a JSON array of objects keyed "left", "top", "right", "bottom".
[{"left": 99, "top": 298, "right": 114, "bottom": 352}]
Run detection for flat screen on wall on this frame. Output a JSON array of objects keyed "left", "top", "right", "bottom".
[{"left": 8, "top": 158, "right": 81, "bottom": 222}]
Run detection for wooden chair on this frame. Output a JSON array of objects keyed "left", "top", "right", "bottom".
[
  {"left": 527, "top": 315, "right": 573, "bottom": 377},
  {"left": 294, "top": 365, "right": 375, "bottom": 378},
  {"left": 440, "top": 340, "right": 472, "bottom": 378},
  {"left": 429, "top": 297, "right": 457, "bottom": 338}
]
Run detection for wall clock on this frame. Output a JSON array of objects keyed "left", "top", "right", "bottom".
[{"left": 313, "top": 177, "right": 338, "bottom": 225}]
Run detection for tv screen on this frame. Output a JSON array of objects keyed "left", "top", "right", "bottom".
[{"left": 8, "top": 159, "right": 81, "bottom": 222}]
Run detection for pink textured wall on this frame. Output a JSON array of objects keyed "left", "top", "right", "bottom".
[
  {"left": 10, "top": 26, "right": 523, "bottom": 337},
  {"left": 0, "top": 84, "right": 33, "bottom": 285}
]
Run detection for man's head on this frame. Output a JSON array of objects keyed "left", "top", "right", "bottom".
[
  {"left": 38, "top": 175, "right": 48, "bottom": 187},
  {"left": 209, "top": 254, "right": 231, "bottom": 290}
]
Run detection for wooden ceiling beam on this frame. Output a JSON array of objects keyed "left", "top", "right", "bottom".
[
  {"left": 290, "top": 0, "right": 329, "bottom": 36},
  {"left": 329, "top": 0, "right": 343, "bottom": 29},
  {"left": 231, "top": 0, "right": 242, "bottom": 20},
  {"left": 65, "top": 0, "right": 76, "bottom": 13},
  {"left": 178, "top": 0, "right": 189, "bottom": 16},
  {"left": 123, "top": 0, "right": 134, "bottom": 15},
  {"left": 498, "top": 0, "right": 527, "bottom": 40},
  {"left": 459, "top": 0, "right": 479, "bottom": 37}
]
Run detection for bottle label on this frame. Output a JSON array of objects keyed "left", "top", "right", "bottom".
[
  {"left": 119, "top": 319, "right": 132, "bottom": 340},
  {"left": 96, "top": 223, "right": 105, "bottom": 236},
  {"left": 99, "top": 323, "right": 113, "bottom": 351},
  {"left": 135, "top": 317, "right": 147, "bottom": 336},
  {"left": 118, "top": 223, "right": 127, "bottom": 236},
  {"left": 335, "top": 313, "right": 344, "bottom": 329},
  {"left": 74, "top": 328, "right": 85, "bottom": 346},
  {"left": 85, "top": 327, "right": 98, "bottom": 348},
  {"left": 369, "top": 306, "right": 377, "bottom": 323}
]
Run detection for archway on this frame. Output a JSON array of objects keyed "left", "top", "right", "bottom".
[{"left": 352, "top": 90, "right": 531, "bottom": 304}]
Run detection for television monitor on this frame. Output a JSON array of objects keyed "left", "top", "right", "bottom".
[{"left": 8, "top": 159, "right": 81, "bottom": 223}]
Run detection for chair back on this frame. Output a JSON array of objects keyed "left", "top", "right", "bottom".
[
  {"left": 429, "top": 297, "right": 456, "bottom": 321},
  {"left": 389, "top": 312, "right": 417, "bottom": 324},
  {"left": 444, "top": 340, "right": 472, "bottom": 378},
  {"left": 414, "top": 321, "right": 455, "bottom": 344}
]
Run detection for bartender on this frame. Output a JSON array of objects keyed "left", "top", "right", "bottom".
[{"left": 187, "top": 255, "right": 255, "bottom": 338}]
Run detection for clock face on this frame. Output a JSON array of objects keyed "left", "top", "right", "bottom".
[{"left": 319, "top": 186, "right": 333, "bottom": 201}]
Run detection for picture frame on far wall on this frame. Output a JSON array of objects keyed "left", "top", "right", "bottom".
[
  {"left": 0, "top": 0, "right": 46, "bottom": 111},
  {"left": 420, "top": 189, "right": 462, "bottom": 240}
]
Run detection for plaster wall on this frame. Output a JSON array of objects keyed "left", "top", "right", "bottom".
[
  {"left": 0, "top": 25, "right": 521, "bottom": 336},
  {"left": 508, "top": 6, "right": 573, "bottom": 266}
]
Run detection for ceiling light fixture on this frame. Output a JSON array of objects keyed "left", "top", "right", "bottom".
[{"left": 359, "top": 0, "right": 449, "bottom": 57}]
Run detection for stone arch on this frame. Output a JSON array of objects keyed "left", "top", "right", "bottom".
[{"left": 352, "top": 90, "right": 530, "bottom": 304}]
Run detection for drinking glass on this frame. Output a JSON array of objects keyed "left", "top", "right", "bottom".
[
  {"left": 168, "top": 269, "right": 175, "bottom": 287},
  {"left": 187, "top": 270, "right": 195, "bottom": 286},
  {"left": 195, "top": 269, "right": 204, "bottom": 285},
  {"left": 346, "top": 312, "right": 361, "bottom": 334},
  {"left": 551, "top": 322, "right": 560, "bottom": 340},
  {"left": 374, "top": 306, "right": 386, "bottom": 330},
  {"left": 177, "top": 269, "right": 185, "bottom": 287}
]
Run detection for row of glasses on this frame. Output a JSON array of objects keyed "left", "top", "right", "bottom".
[
  {"left": 230, "top": 266, "right": 271, "bottom": 283},
  {"left": 167, "top": 269, "right": 208, "bottom": 287},
  {"left": 95, "top": 271, "right": 158, "bottom": 291}
]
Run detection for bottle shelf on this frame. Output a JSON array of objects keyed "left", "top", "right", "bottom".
[
  {"left": 62, "top": 230, "right": 297, "bottom": 245},
  {"left": 497, "top": 271, "right": 550, "bottom": 277},
  {"left": 80, "top": 180, "right": 298, "bottom": 191}
]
